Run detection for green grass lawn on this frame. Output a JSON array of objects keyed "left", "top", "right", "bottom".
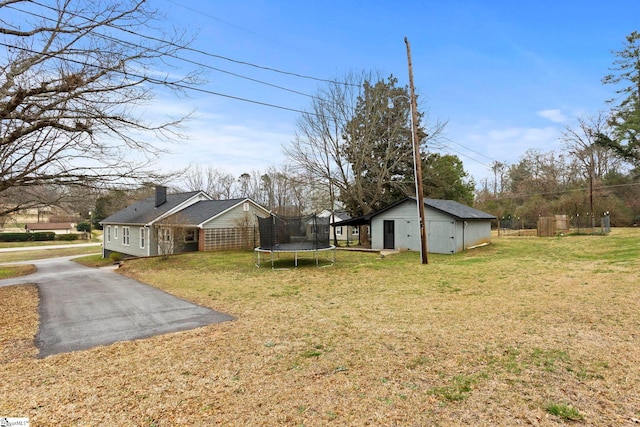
[{"left": 1, "top": 228, "right": 639, "bottom": 425}]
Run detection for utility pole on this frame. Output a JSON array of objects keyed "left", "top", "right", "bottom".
[
  {"left": 405, "top": 37, "right": 428, "bottom": 264},
  {"left": 589, "top": 174, "right": 594, "bottom": 229}
]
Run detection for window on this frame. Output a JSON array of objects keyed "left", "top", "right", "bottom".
[
  {"left": 352, "top": 227, "right": 359, "bottom": 236},
  {"left": 106, "top": 226, "right": 111, "bottom": 243},
  {"left": 335, "top": 226, "right": 343, "bottom": 236},
  {"left": 185, "top": 229, "right": 197, "bottom": 243},
  {"left": 159, "top": 227, "right": 171, "bottom": 242},
  {"left": 114, "top": 226, "right": 118, "bottom": 239},
  {"left": 140, "top": 227, "right": 145, "bottom": 249},
  {"left": 122, "top": 226, "right": 130, "bottom": 246}
]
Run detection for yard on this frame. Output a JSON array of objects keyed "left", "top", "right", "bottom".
[{"left": 1, "top": 229, "right": 639, "bottom": 425}]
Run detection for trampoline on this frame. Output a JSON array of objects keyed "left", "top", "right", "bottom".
[{"left": 255, "top": 214, "right": 335, "bottom": 268}]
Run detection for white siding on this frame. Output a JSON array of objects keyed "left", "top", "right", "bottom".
[
  {"left": 103, "top": 224, "right": 148, "bottom": 257},
  {"left": 371, "top": 199, "right": 493, "bottom": 254},
  {"left": 201, "top": 202, "right": 269, "bottom": 229}
]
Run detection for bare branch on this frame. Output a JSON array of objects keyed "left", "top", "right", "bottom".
[{"left": 0, "top": 0, "right": 199, "bottom": 215}]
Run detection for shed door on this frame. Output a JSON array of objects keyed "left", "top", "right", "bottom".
[
  {"left": 383, "top": 220, "right": 395, "bottom": 250},
  {"left": 428, "top": 220, "right": 456, "bottom": 254}
]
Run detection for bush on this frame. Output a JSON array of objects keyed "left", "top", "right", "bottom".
[
  {"left": 32, "top": 232, "right": 56, "bottom": 241},
  {"left": 109, "top": 252, "right": 123, "bottom": 263},
  {"left": 0, "top": 233, "right": 31, "bottom": 242},
  {"left": 77, "top": 222, "right": 91, "bottom": 232},
  {"left": 55, "top": 233, "right": 84, "bottom": 241}
]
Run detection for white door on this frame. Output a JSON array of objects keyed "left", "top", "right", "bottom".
[{"left": 427, "top": 221, "right": 456, "bottom": 254}]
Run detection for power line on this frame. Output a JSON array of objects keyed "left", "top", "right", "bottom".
[
  {"left": 446, "top": 139, "right": 500, "bottom": 164},
  {"left": 26, "top": 0, "right": 359, "bottom": 88},
  {"left": 437, "top": 143, "right": 493, "bottom": 168},
  {"left": 0, "top": 41, "right": 324, "bottom": 118},
  {"left": 479, "top": 181, "right": 640, "bottom": 202},
  {"left": 165, "top": 0, "right": 288, "bottom": 48},
  {"left": 8, "top": 1, "right": 317, "bottom": 99}
]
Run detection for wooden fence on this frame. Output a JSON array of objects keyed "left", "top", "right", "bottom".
[{"left": 537, "top": 217, "right": 556, "bottom": 237}]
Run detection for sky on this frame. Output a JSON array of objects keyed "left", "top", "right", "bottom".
[{"left": 146, "top": 0, "right": 640, "bottom": 187}]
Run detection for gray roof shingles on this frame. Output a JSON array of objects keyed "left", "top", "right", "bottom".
[
  {"left": 421, "top": 198, "right": 496, "bottom": 220},
  {"left": 165, "top": 198, "right": 247, "bottom": 225},
  {"left": 333, "top": 197, "right": 496, "bottom": 227},
  {"left": 100, "top": 191, "right": 202, "bottom": 225}
]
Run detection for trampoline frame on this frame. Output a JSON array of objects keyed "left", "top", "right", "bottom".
[{"left": 254, "top": 243, "right": 336, "bottom": 269}]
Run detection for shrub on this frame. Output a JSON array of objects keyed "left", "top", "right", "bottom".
[
  {"left": 109, "top": 252, "right": 123, "bottom": 263},
  {"left": 32, "top": 232, "right": 56, "bottom": 241},
  {"left": 0, "top": 233, "right": 31, "bottom": 242},
  {"left": 77, "top": 222, "right": 91, "bottom": 232},
  {"left": 55, "top": 233, "right": 83, "bottom": 241}
]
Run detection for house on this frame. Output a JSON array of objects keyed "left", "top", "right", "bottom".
[
  {"left": 100, "top": 186, "right": 270, "bottom": 258},
  {"left": 334, "top": 197, "right": 496, "bottom": 254},
  {"left": 317, "top": 209, "right": 362, "bottom": 244},
  {"left": 25, "top": 222, "right": 75, "bottom": 234},
  {"left": 162, "top": 198, "right": 270, "bottom": 252}
]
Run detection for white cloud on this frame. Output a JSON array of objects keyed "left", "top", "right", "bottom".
[
  {"left": 537, "top": 109, "right": 568, "bottom": 123},
  {"left": 156, "top": 119, "right": 292, "bottom": 178},
  {"left": 457, "top": 125, "right": 562, "bottom": 184},
  {"left": 128, "top": 95, "right": 294, "bottom": 178}
]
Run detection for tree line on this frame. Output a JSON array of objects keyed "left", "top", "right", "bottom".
[{"left": 475, "top": 30, "right": 640, "bottom": 228}]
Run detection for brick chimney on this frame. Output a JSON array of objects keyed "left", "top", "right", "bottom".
[{"left": 155, "top": 185, "right": 167, "bottom": 207}]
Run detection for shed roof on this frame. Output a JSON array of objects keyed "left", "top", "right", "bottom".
[
  {"left": 421, "top": 198, "right": 496, "bottom": 220},
  {"left": 333, "top": 197, "right": 496, "bottom": 226}
]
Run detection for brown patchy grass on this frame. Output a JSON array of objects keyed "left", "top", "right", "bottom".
[
  {"left": 0, "top": 245, "right": 101, "bottom": 263},
  {"left": 71, "top": 253, "right": 116, "bottom": 268},
  {"left": 0, "top": 264, "right": 36, "bottom": 279},
  {"left": 0, "top": 284, "right": 39, "bottom": 363},
  {"left": 1, "top": 229, "right": 639, "bottom": 425}
]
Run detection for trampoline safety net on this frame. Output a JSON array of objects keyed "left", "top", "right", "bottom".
[
  {"left": 255, "top": 214, "right": 335, "bottom": 268},
  {"left": 257, "top": 214, "right": 331, "bottom": 250}
]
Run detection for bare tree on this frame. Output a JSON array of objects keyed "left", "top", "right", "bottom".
[
  {"left": 285, "top": 71, "right": 447, "bottom": 217},
  {"left": 284, "top": 70, "right": 365, "bottom": 216},
  {"left": 155, "top": 212, "right": 191, "bottom": 259},
  {"left": 182, "top": 165, "right": 207, "bottom": 194},
  {"left": 256, "top": 165, "right": 310, "bottom": 214},
  {"left": 0, "top": 0, "right": 199, "bottom": 217},
  {"left": 562, "top": 113, "right": 627, "bottom": 226},
  {"left": 561, "top": 113, "right": 624, "bottom": 181},
  {"left": 182, "top": 165, "right": 237, "bottom": 199},
  {"left": 490, "top": 161, "right": 507, "bottom": 197},
  {"left": 210, "top": 170, "right": 236, "bottom": 199}
]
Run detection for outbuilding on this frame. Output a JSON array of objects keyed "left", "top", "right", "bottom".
[{"left": 335, "top": 197, "right": 496, "bottom": 254}]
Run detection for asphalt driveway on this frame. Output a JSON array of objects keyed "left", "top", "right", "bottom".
[{"left": 0, "top": 256, "right": 234, "bottom": 358}]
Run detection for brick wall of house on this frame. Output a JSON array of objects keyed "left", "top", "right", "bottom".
[{"left": 198, "top": 229, "right": 205, "bottom": 251}]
